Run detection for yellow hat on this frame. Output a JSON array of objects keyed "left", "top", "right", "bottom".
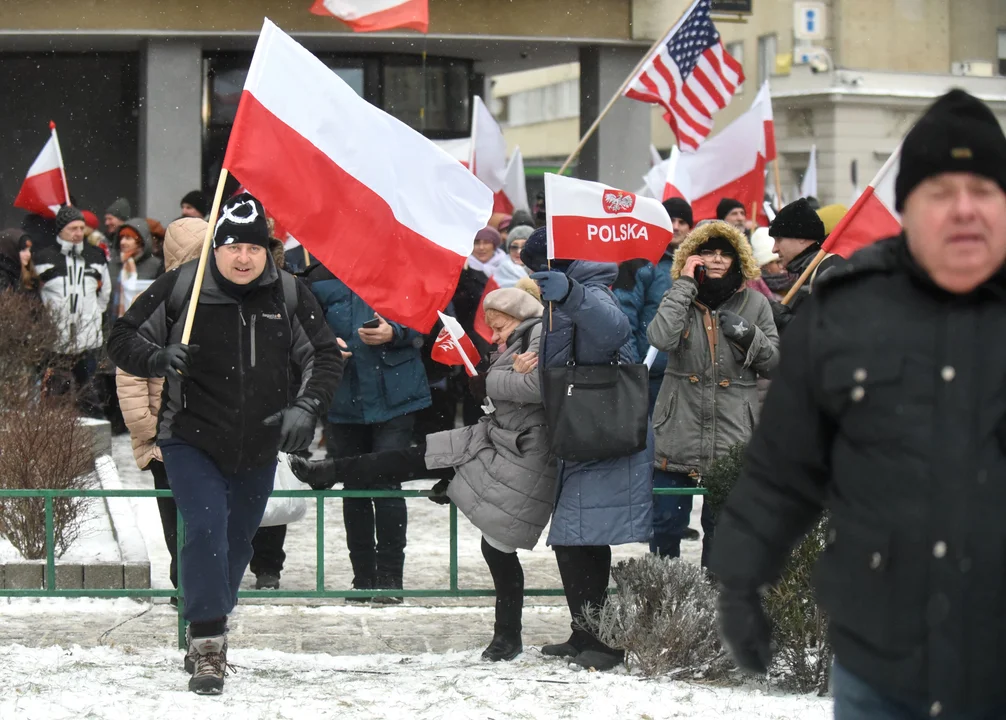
[{"left": 817, "top": 204, "right": 848, "bottom": 236}]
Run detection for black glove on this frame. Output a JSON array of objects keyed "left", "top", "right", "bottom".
[
  {"left": 719, "top": 310, "right": 756, "bottom": 351},
  {"left": 263, "top": 397, "right": 321, "bottom": 454},
  {"left": 147, "top": 343, "right": 199, "bottom": 378},
  {"left": 717, "top": 587, "right": 772, "bottom": 675},
  {"left": 428, "top": 478, "right": 451, "bottom": 505},
  {"left": 769, "top": 300, "right": 794, "bottom": 334},
  {"left": 287, "top": 454, "right": 337, "bottom": 490},
  {"left": 468, "top": 374, "right": 487, "bottom": 403}
]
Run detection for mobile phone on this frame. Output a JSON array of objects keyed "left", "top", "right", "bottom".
[
  {"left": 695, "top": 264, "right": 707, "bottom": 284},
  {"left": 361, "top": 318, "right": 381, "bottom": 329}
]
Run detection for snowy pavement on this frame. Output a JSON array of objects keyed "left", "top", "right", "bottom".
[
  {"left": 0, "top": 632, "right": 832, "bottom": 720},
  {"left": 0, "top": 436, "right": 836, "bottom": 719}
]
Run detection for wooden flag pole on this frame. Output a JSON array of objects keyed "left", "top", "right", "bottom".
[
  {"left": 780, "top": 248, "right": 827, "bottom": 305},
  {"left": 303, "top": 246, "right": 310, "bottom": 268},
  {"left": 556, "top": 6, "right": 693, "bottom": 177},
  {"left": 181, "top": 167, "right": 230, "bottom": 345},
  {"left": 773, "top": 158, "right": 784, "bottom": 210}
]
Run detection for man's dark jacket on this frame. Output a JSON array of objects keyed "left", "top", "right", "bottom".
[
  {"left": 108, "top": 256, "right": 343, "bottom": 473},
  {"left": 711, "top": 235, "right": 1006, "bottom": 715}
]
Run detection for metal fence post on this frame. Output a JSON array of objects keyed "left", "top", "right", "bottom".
[
  {"left": 449, "top": 502, "right": 458, "bottom": 593},
  {"left": 316, "top": 495, "right": 325, "bottom": 593},
  {"left": 44, "top": 494, "right": 55, "bottom": 592}
]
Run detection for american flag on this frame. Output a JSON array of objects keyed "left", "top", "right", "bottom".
[{"left": 624, "top": 0, "right": 744, "bottom": 151}]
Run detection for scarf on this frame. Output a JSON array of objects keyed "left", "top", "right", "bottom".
[
  {"left": 763, "top": 271, "right": 797, "bottom": 294},
  {"left": 696, "top": 261, "right": 744, "bottom": 310},
  {"left": 210, "top": 252, "right": 265, "bottom": 300},
  {"left": 467, "top": 249, "right": 507, "bottom": 277}
]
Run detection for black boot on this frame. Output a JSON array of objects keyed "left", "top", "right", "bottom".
[
  {"left": 480, "top": 538, "right": 524, "bottom": 661},
  {"left": 346, "top": 576, "right": 373, "bottom": 604},
  {"left": 372, "top": 573, "right": 403, "bottom": 605}
]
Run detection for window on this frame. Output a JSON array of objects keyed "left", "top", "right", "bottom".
[
  {"left": 382, "top": 58, "right": 471, "bottom": 134},
  {"left": 726, "top": 41, "right": 745, "bottom": 93},
  {"left": 757, "top": 34, "right": 777, "bottom": 87},
  {"left": 999, "top": 29, "right": 1006, "bottom": 76}
]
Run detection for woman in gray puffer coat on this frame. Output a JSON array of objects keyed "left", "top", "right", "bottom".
[{"left": 290, "top": 283, "right": 556, "bottom": 663}]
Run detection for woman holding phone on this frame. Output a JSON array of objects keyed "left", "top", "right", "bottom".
[{"left": 646, "top": 221, "right": 780, "bottom": 567}]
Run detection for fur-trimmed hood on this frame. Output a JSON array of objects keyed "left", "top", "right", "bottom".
[{"left": 670, "top": 220, "right": 760, "bottom": 281}]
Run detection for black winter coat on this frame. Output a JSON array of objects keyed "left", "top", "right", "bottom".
[
  {"left": 108, "top": 256, "right": 343, "bottom": 474},
  {"left": 711, "top": 236, "right": 1006, "bottom": 716}
]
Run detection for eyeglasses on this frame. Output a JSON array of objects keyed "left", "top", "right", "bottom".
[
  {"left": 698, "top": 249, "right": 736, "bottom": 260},
  {"left": 509, "top": 242, "right": 526, "bottom": 253}
]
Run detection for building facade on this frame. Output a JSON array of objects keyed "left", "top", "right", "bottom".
[{"left": 0, "top": 0, "right": 653, "bottom": 227}]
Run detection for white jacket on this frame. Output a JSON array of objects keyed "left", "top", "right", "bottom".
[{"left": 35, "top": 239, "right": 111, "bottom": 354}]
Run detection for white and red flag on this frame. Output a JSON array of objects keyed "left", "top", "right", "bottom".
[
  {"left": 493, "top": 146, "right": 530, "bottom": 214},
  {"left": 822, "top": 146, "right": 902, "bottom": 258},
  {"left": 624, "top": 0, "right": 743, "bottom": 151},
  {"left": 14, "top": 121, "right": 70, "bottom": 218},
  {"left": 310, "top": 0, "right": 428, "bottom": 33},
  {"left": 669, "top": 96, "right": 768, "bottom": 222},
  {"left": 545, "top": 174, "right": 674, "bottom": 265},
  {"left": 753, "top": 81, "right": 776, "bottom": 162},
  {"left": 431, "top": 311, "right": 481, "bottom": 376},
  {"left": 470, "top": 96, "right": 508, "bottom": 193},
  {"left": 224, "top": 20, "right": 492, "bottom": 333}
]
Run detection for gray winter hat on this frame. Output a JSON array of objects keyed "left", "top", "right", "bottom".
[
  {"left": 105, "top": 197, "right": 132, "bottom": 221},
  {"left": 505, "top": 225, "right": 534, "bottom": 253},
  {"left": 483, "top": 286, "right": 543, "bottom": 322},
  {"left": 55, "top": 205, "right": 85, "bottom": 235}
]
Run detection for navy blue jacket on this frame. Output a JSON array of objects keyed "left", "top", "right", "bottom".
[
  {"left": 306, "top": 265, "right": 431, "bottom": 425},
  {"left": 613, "top": 249, "right": 674, "bottom": 384}
]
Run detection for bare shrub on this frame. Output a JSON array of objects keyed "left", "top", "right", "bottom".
[
  {"left": 0, "top": 291, "right": 62, "bottom": 407},
  {"left": 582, "top": 554, "right": 735, "bottom": 679},
  {"left": 0, "top": 383, "right": 96, "bottom": 559}
]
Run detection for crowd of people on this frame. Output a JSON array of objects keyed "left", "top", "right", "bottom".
[{"left": 3, "top": 88, "right": 1006, "bottom": 718}]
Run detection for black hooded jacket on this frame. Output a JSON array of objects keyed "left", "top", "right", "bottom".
[
  {"left": 711, "top": 235, "right": 1006, "bottom": 715},
  {"left": 108, "top": 255, "right": 343, "bottom": 473}
]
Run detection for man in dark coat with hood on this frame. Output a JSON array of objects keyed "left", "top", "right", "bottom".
[{"left": 710, "top": 89, "right": 1006, "bottom": 719}]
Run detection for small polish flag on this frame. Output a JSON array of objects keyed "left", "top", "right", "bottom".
[
  {"left": 492, "top": 147, "right": 530, "bottom": 215},
  {"left": 753, "top": 81, "right": 777, "bottom": 163},
  {"left": 432, "top": 311, "right": 481, "bottom": 377},
  {"left": 224, "top": 20, "right": 492, "bottom": 333},
  {"left": 823, "top": 146, "right": 902, "bottom": 258},
  {"left": 801, "top": 144, "right": 818, "bottom": 200},
  {"left": 14, "top": 122, "right": 70, "bottom": 219},
  {"left": 546, "top": 174, "right": 674, "bottom": 265},
  {"left": 470, "top": 96, "right": 508, "bottom": 194},
  {"left": 310, "top": 0, "right": 428, "bottom": 33}
]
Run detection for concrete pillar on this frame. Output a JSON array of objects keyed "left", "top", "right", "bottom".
[
  {"left": 139, "top": 40, "right": 202, "bottom": 225},
  {"left": 577, "top": 46, "right": 652, "bottom": 188}
]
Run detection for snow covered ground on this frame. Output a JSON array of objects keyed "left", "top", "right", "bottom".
[
  {"left": 0, "top": 637, "right": 831, "bottom": 720},
  {"left": 0, "top": 436, "right": 834, "bottom": 719}
]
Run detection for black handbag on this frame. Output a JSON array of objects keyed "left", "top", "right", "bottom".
[{"left": 543, "top": 325, "right": 649, "bottom": 462}]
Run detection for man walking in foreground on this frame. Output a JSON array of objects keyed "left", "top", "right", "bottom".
[
  {"left": 711, "top": 89, "right": 1006, "bottom": 719},
  {"left": 108, "top": 193, "right": 343, "bottom": 695}
]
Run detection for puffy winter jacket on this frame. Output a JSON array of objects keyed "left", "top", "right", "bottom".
[
  {"left": 539, "top": 261, "right": 654, "bottom": 547},
  {"left": 108, "top": 252, "right": 343, "bottom": 473},
  {"left": 647, "top": 222, "right": 779, "bottom": 475},
  {"left": 34, "top": 239, "right": 111, "bottom": 354},
  {"left": 614, "top": 250, "right": 674, "bottom": 395},
  {"left": 115, "top": 218, "right": 205, "bottom": 470},
  {"left": 306, "top": 265, "right": 431, "bottom": 425},
  {"left": 428, "top": 319, "right": 557, "bottom": 550}
]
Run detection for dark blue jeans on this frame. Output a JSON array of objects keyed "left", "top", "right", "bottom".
[
  {"left": 833, "top": 662, "right": 1006, "bottom": 720},
  {"left": 161, "top": 441, "right": 275, "bottom": 625},
  {"left": 650, "top": 469, "right": 715, "bottom": 567},
  {"left": 325, "top": 414, "right": 414, "bottom": 586}
]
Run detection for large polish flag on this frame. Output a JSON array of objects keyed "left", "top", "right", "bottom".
[
  {"left": 14, "top": 122, "right": 69, "bottom": 219},
  {"left": 224, "top": 20, "right": 492, "bottom": 332},
  {"left": 310, "top": 0, "right": 428, "bottom": 33},
  {"left": 671, "top": 97, "right": 768, "bottom": 222},
  {"left": 493, "top": 147, "right": 530, "bottom": 214},
  {"left": 470, "top": 96, "right": 508, "bottom": 194},
  {"left": 823, "top": 147, "right": 902, "bottom": 258},
  {"left": 546, "top": 174, "right": 674, "bottom": 265}
]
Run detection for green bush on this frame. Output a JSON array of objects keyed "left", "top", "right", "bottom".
[{"left": 701, "top": 442, "right": 832, "bottom": 694}]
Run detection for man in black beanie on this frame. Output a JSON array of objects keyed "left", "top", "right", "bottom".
[
  {"left": 711, "top": 88, "right": 1006, "bottom": 718},
  {"left": 108, "top": 192, "right": 344, "bottom": 695},
  {"left": 716, "top": 197, "right": 747, "bottom": 231},
  {"left": 180, "top": 190, "right": 208, "bottom": 219},
  {"left": 662, "top": 197, "right": 694, "bottom": 246}
]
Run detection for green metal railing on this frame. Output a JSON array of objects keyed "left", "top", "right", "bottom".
[{"left": 0, "top": 486, "right": 705, "bottom": 648}]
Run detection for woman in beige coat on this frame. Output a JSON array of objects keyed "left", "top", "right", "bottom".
[{"left": 115, "top": 217, "right": 206, "bottom": 592}]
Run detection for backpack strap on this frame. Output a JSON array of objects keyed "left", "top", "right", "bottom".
[
  {"left": 279, "top": 269, "right": 299, "bottom": 320},
  {"left": 166, "top": 262, "right": 199, "bottom": 338}
]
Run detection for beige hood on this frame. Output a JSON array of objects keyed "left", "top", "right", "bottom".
[{"left": 163, "top": 217, "right": 208, "bottom": 272}]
